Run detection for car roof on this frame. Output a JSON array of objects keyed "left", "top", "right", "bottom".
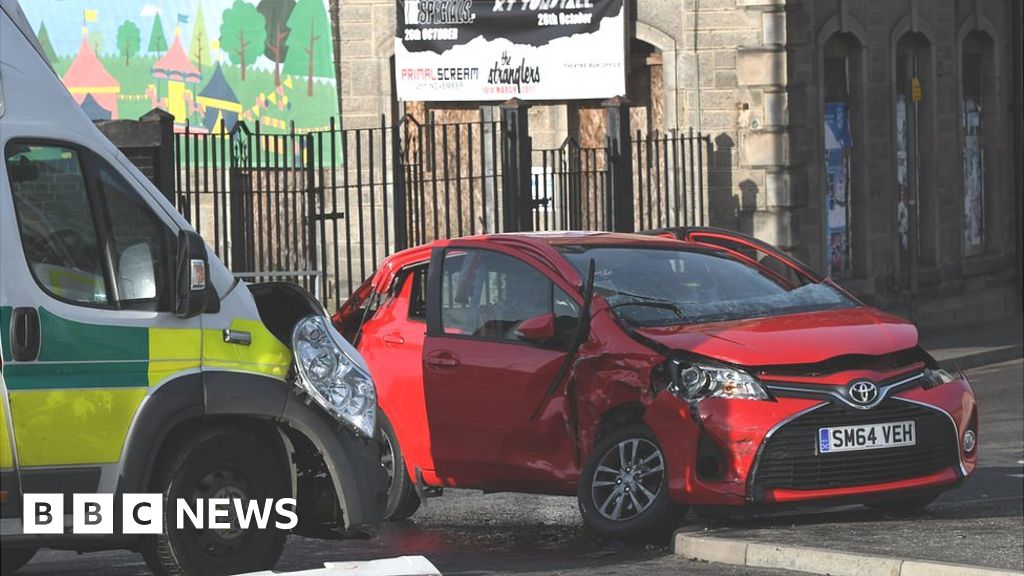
[{"left": 374, "top": 231, "right": 685, "bottom": 288}]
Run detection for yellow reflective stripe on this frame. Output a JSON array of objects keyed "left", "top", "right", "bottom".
[
  {"left": 0, "top": 401, "right": 13, "bottom": 469},
  {"left": 202, "top": 319, "right": 291, "bottom": 380},
  {"left": 9, "top": 388, "right": 147, "bottom": 466},
  {"left": 148, "top": 327, "right": 202, "bottom": 387}
]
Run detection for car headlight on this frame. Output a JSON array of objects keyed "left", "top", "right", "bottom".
[
  {"left": 922, "top": 367, "right": 956, "bottom": 389},
  {"left": 292, "top": 315, "right": 377, "bottom": 439},
  {"left": 669, "top": 361, "right": 769, "bottom": 401}
]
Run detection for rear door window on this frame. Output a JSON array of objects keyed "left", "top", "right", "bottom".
[{"left": 408, "top": 265, "right": 428, "bottom": 321}]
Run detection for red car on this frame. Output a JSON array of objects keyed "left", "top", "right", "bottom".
[{"left": 333, "top": 229, "right": 977, "bottom": 541}]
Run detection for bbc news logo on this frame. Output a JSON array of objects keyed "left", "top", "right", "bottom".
[{"left": 23, "top": 494, "right": 298, "bottom": 534}]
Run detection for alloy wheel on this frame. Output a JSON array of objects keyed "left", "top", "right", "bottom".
[{"left": 591, "top": 438, "right": 665, "bottom": 522}]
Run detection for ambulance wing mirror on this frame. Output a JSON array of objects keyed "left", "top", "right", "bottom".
[{"left": 176, "top": 230, "right": 210, "bottom": 318}]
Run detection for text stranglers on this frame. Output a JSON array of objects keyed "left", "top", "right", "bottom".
[
  {"left": 415, "top": 0, "right": 475, "bottom": 25},
  {"left": 487, "top": 52, "right": 541, "bottom": 91}
]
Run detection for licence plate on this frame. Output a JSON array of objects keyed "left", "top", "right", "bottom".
[{"left": 818, "top": 421, "right": 916, "bottom": 454}]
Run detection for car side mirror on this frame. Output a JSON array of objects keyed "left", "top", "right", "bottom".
[
  {"left": 514, "top": 313, "right": 556, "bottom": 342},
  {"left": 175, "top": 230, "right": 209, "bottom": 318}
]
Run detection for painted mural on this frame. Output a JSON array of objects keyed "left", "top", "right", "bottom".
[{"left": 24, "top": 0, "right": 338, "bottom": 133}]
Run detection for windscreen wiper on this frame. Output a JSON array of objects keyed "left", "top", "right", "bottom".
[{"left": 609, "top": 295, "right": 684, "bottom": 319}]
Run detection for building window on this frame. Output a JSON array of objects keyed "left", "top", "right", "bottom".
[
  {"left": 961, "top": 32, "right": 994, "bottom": 256},
  {"left": 822, "top": 33, "right": 862, "bottom": 278}
]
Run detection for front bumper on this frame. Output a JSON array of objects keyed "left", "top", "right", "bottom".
[{"left": 645, "top": 372, "right": 977, "bottom": 507}]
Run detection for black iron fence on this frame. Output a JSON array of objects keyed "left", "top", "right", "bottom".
[
  {"left": 168, "top": 112, "right": 711, "bottom": 309},
  {"left": 633, "top": 129, "right": 710, "bottom": 231}
]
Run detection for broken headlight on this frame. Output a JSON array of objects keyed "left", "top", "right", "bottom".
[
  {"left": 292, "top": 315, "right": 377, "bottom": 439},
  {"left": 669, "top": 361, "right": 769, "bottom": 401}
]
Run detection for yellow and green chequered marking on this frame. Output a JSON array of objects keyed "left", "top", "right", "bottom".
[{"left": 0, "top": 306, "right": 291, "bottom": 466}]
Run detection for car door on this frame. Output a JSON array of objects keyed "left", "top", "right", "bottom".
[
  {"left": 0, "top": 141, "right": 200, "bottom": 504},
  {"left": 421, "top": 245, "right": 580, "bottom": 489},
  {"left": 678, "top": 228, "right": 821, "bottom": 285},
  {"left": 357, "top": 265, "right": 434, "bottom": 479}
]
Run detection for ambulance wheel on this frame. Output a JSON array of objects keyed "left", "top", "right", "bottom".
[
  {"left": 0, "top": 547, "right": 36, "bottom": 575},
  {"left": 141, "top": 427, "right": 290, "bottom": 576},
  {"left": 578, "top": 424, "right": 685, "bottom": 543},
  {"left": 378, "top": 412, "right": 421, "bottom": 520}
]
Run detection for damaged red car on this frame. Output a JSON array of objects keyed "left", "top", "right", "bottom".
[{"left": 333, "top": 229, "right": 977, "bottom": 541}]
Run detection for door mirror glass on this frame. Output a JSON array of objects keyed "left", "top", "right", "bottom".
[
  {"left": 513, "top": 313, "right": 556, "bottom": 343},
  {"left": 175, "top": 230, "right": 209, "bottom": 318}
]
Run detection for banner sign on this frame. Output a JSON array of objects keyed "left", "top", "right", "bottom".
[{"left": 395, "top": 0, "right": 626, "bottom": 102}]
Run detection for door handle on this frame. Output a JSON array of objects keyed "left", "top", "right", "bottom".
[
  {"left": 425, "top": 352, "right": 460, "bottom": 369},
  {"left": 11, "top": 307, "right": 40, "bottom": 362},
  {"left": 382, "top": 334, "right": 405, "bottom": 345}
]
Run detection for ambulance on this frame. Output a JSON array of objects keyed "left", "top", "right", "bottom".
[{"left": 0, "top": 1, "right": 385, "bottom": 574}]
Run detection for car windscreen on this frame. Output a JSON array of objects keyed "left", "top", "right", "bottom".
[{"left": 558, "top": 245, "right": 855, "bottom": 326}]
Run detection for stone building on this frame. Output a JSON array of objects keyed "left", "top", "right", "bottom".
[{"left": 335, "top": 0, "right": 1022, "bottom": 327}]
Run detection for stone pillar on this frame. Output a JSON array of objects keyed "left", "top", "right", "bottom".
[
  {"left": 736, "top": 0, "right": 799, "bottom": 250},
  {"left": 338, "top": 0, "right": 395, "bottom": 128}
]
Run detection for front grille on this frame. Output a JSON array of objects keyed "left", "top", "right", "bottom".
[{"left": 750, "top": 400, "right": 958, "bottom": 493}]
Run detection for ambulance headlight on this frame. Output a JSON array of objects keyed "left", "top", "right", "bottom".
[{"left": 292, "top": 315, "right": 377, "bottom": 439}]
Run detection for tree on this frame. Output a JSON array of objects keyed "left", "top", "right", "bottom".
[
  {"left": 117, "top": 21, "right": 141, "bottom": 65},
  {"left": 88, "top": 30, "right": 104, "bottom": 56},
  {"left": 257, "top": 0, "right": 296, "bottom": 87},
  {"left": 37, "top": 22, "right": 58, "bottom": 63},
  {"left": 189, "top": 3, "right": 212, "bottom": 74},
  {"left": 283, "top": 0, "right": 333, "bottom": 96},
  {"left": 148, "top": 13, "right": 167, "bottom": 55},
  {"left": 220, "top": 0, "right": 266, "bottom": 81}
]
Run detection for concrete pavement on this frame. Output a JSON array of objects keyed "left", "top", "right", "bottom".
[{"left": 920, "top": 315, "right": 1023, "bottom": 370}]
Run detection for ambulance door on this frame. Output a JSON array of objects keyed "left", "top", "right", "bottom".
[
  {"left": 0, "top": 369, "right": 20, "bottom": 523},
  {"left": 0, "top": 141, "right": 202, "bottom": 504}
]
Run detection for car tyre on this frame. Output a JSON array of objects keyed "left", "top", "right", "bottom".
[
  {"left": 140, "top": 427, "right": 289, "bottom": 576},
  {"left": 865, "top": 492, "right": 939, "bottom": 517},
  {"left": 1, "top": 547, "right": 37, "bottom": 575},
  {"left": 577, "top": 423, "right": 685, "bottom": 543},
  {"left": 378, "top": 412, "right": 421, "bottom": 520}
]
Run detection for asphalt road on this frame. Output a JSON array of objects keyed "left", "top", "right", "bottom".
[{"left": 18, "top": 359, "right": 1024, "bottom": 575}]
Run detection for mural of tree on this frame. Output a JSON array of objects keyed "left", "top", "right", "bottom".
[
  {"left": 189, "top": 3, "right": 212, "bottom": 74},
  {"left": 148, "top": 13, "right": 168, "bottom": 55},
  {"left": 37, "top": 22, "right": 58, "bottom": 63},
  {"left": 283, "top": 0, "right": 332, "bottom": 97},
  {"left": 117, "top": 21, "right": 141, "bottom": 65},
  {"left": 220, "top": 0, "right": 266, "bottom": 81},
  {"left": 89, "top": 30, "right": 104, "bottom": 56},
  {"left": 258, "top": 0, "right": 295, "bottom": 87}
]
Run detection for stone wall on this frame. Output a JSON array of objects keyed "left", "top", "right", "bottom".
[{"left": 783, "top": 0, "right": 1020, "bottom": 325}]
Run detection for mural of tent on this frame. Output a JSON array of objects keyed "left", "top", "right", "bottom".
[
  {"left": 62, "top": 34, "right": 120, "bottom": 120},
  {"left": 151, "top": 31, "right": 201, "bottom": 123},
  {"left": 80, "top": 94, "right": 112, "bottom": 121},
  {"left": 197, "top": 63, "right": 241, "bottom": 133}
]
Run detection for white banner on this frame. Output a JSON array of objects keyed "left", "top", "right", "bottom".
[{"left": 395, "top": 0, "right": 626, "bottom": 101}]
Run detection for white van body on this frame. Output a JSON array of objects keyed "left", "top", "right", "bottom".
[{"left": 0, "top": 1, "right": 385, "bottom": 573}]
